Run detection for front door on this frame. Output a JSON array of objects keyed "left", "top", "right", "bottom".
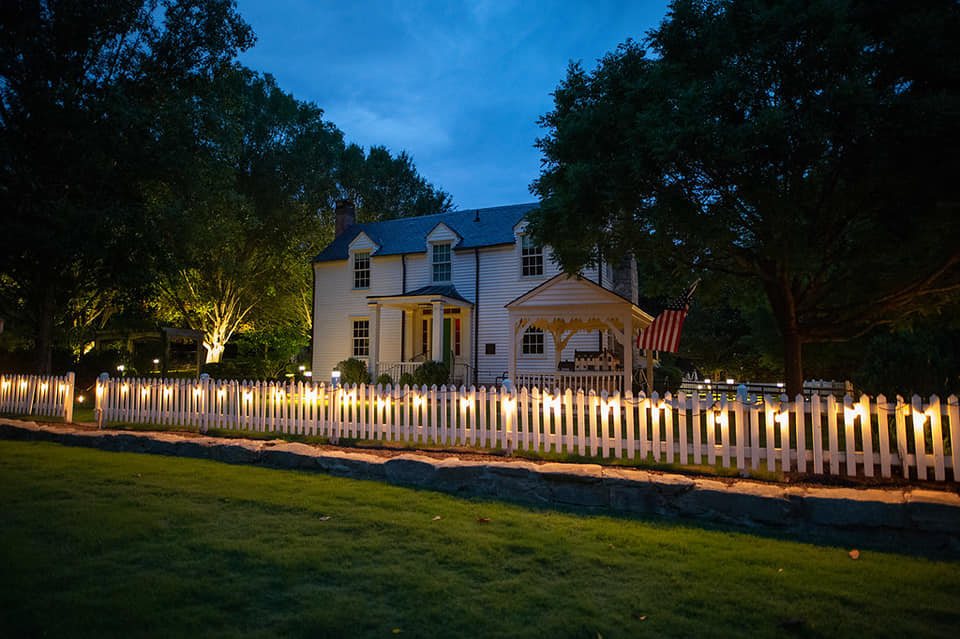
[{"left": 443, "top": 318, "right": 452, "bottom": 370}]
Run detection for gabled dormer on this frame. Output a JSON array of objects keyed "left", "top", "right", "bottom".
[
  {"left": 426, "top": 222, "right": 461, "bottom": 284},
  {"left": 348, "top": 232, "right": 380, "bottom": 290},
  {"left": 513, "top": 220, "right": 545, "bottom": 280}
]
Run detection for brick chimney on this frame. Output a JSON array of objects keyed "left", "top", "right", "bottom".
[
  {"left": 609, "top": 252, "right": 639, "bottom": 363},
  {"left": 611, "top": 252, "right": 639, "bottom": 305},
  {"left": 335, "top": 200, "right": 356, "bottom": 237}
]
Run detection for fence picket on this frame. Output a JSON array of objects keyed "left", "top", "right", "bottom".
[
  {"left": 929, "top": 395, "right": 945, "bottom": 482},
  {"left": 876, "top": 394, "right": 891, "bottom": 478},
  {"left": 949, "top": 395, "right": 960, "bottom": 483},
  {"left": 664, "top": 392, "right": 674, "bottom": 464},
  {"left": 912, "top": 395, "right": 927, "bottom": 481},
  {"left": 794, "top": 394, "right": 806, "bottom": 473}
]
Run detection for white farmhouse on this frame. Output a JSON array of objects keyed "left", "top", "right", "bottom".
[{"left": 311, "top": 202, "right": 653, "bottom": 391}]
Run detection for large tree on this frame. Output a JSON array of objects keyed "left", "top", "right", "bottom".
[
  {"left": 530, "top": 0, "right": 960, "bottom": 394},
  {"left": 154, "top": 69, "right": 340, "bottom": 362},
  {"left": 339, "top": 143, "right": 453, "bottom": 222},
  {"left": 0, "top": 0, "right": 253, "bottom": 372}
]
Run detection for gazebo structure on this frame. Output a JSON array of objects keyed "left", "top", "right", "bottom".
[{"left": 505, "top": 274, "right": 654, "bottom": 393}]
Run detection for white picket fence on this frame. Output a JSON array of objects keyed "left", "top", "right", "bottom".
[
  {"left": 93, "top": 375, "right": 960, "bottom": 483},
  {"left": 0, "top": 372, "right": 75, "bottom": 422}
]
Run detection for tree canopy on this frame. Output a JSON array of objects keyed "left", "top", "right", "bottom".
[
  {"left": 529, "top": 0, "right": 960, "bottom": 394},
  {"left": 1, "top": 1, "right": 453, "bottom": 373},
  {"left": 0, "top": 0, "right": 254, "bottom": 372}
]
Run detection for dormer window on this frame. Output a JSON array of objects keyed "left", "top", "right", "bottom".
[
  {"left": 432, "top": 243, "right": 451, "bottom": 283},
  {"left": 353, "top": 252, "right": 370, "bottom": 289},
  {"left": 521, "top": 235, "right": 543, "bottom": 277}
]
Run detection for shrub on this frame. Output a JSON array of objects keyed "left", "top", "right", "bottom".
[
  {"left": 375, "top": 373, "right": 393, "bottom": 387},
  {"left": 335, "top": 358, "right": 372, "bottom": 386},
  {"left": 412, "top": 360, "right": 449, "bottom": 387},
  {"left": 398, "top": 372, "right": 415, "bottom": 388}
]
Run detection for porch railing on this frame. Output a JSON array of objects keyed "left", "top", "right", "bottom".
[
  {"left": 515, "top": 371, "right": 623, "bottom": 394},
  {"left": 378, "top": 361, "right": 421, "bottom": 381},
  {"left": 379, "top": 360, "right": 474, "bottom": 386}
]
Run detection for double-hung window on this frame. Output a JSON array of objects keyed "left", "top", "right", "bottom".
[
  {"left": 353, "top": 252, "right": 370, "bottom": 289},
  {"left": 432, "top": 243, "right": 451, "bottom": 283},
  {"left": 521, "top": 235, "right": 543, "bottom": 277},
  {"left": 522, "top": 327, "right": 544, "bottom": 355},
  {"left": 352, "top": 319, "right": 370, "bottom": 357}
]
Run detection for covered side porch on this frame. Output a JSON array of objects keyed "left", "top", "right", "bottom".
[
  {"left": 506, "top": 274, "right": 653, "bottom": 393},
  {"left": 366, "top": 285, "right": 474, "bottom": 385}
]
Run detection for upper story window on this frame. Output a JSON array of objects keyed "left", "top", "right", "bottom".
[
  {"left": 521, "top": 235, "right": 543, "bottom": 277},
  {"left": 353, "top": 252, "right": 370, "bottom": 289},
  {"left": 432, "top": 243, "right": 451, "bottom": 283},
  {"left": 522, "top": 327, "right": 544, "bottom": 355}
]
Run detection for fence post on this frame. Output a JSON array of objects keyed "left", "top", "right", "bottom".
[
  {"left": 95, "top": 372, "right": 109, "bottom": 429},
  {"left": 63, "top": 371, "right": 75, "bottom": 423}
]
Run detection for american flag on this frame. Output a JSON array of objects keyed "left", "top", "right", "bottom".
[{"left": 637, "top": 280, "right": 699, "bottom": 353}]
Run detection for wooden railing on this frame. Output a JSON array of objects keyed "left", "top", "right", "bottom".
[{"left": 515, "top": 371, "right": 623, "bottom": 394}]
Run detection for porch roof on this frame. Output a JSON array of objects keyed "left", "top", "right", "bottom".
[
  {"left": 367, "top": 284, "right": 473, "bottom": 309},
  {"left": 505, "top": 273, "right": 653, "bottom": 332}
]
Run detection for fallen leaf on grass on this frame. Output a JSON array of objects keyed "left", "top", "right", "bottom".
[
  {"left": 392, "top": 629, "right": 402, "bottom": 634},
  {"left": 849, "top": 549, "right": 860, "bottom": 560},
  {"left": 432, "top": 515, "right": 441, "bottom": 521},
  {"left": 778, "top": 617, "right": 806, "bottom": 629},
  {"left": 318, "top": 516, "right": 331, "bottom": 521},
  {"left": 477, "top": 518, "right": 491, "bottom": 524},
  {"left": 134, "top": 473, "right": 141, "bottom": 478}
]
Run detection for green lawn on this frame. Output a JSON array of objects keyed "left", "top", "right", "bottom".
[{"left": 0, "top": 442, "right": 957, "bottom": 638}]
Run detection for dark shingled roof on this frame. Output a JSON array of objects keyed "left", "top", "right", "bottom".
[
  {"left": 312, "top": 203, "right": 539, "bottom": 263},
  {"left": 368, "top": 285, "right": 472, "bottom": 304}
]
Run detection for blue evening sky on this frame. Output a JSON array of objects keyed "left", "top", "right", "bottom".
[{"left": 235, "top": 1, "right": 672, "bottom": 210}]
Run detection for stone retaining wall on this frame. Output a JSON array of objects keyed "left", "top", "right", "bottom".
[{"left": 2, "top": 419, "right": 958, "bottom": 545}]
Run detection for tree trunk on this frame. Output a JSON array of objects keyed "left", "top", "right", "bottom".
[
  {"left": 782, "top": 329, "right": 804, "bottom": 397},
  {"left": 761, "top": 273, "right": 805, "bottom": 397}
]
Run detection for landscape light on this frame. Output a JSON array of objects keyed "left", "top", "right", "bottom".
[
  {"left": 116, "top": 365, "right": 124, "bottom": 372},
  {"left": 725, "top": 378, "right": 734, "bottom": 385},
  {"left": 304, "top": 371, "right": 312, "bottom": 378},
  {"left": 77, "top": 395, "right": 85, "bottom": 403},
  {"left": 299, "top": 365, "right": 306, "bottom": 372}
]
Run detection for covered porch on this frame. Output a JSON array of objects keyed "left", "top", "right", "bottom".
[
  {"left": 506, "top": 274, "right": 653, "bottom": 393},
  {"left": 366, "top": 285, "right": 474, "bottom": 385}
]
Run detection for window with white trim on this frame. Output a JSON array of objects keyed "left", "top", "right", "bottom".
[
  {"left": 353, "top": 252, "right": 370, "bottom": 289},
  {"left": 352, "top": 319, "right": 369, "bottom": 357},
  {"left": 521, "top": 235, "right": 543, "bottom": 277},
  {"left": 432, "top": 243, "right": 451, "bottom": 283},
  {"left": 522, "top": 327, "right": 544, "bottom": 355}
]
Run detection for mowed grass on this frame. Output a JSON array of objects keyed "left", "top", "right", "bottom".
[{"left": 0, "top": 442, "right": 958, "bottom": 639}]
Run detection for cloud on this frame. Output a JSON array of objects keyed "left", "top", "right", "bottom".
[{"left": 324, "top": 103, "right": 452, "bottom": 155}]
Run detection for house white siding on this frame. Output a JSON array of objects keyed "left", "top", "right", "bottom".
[{"left": 312, "top": 204, "right": 627, "bottom": 387}]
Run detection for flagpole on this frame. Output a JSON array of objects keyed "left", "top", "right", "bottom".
[{"left": 645, "top": 348, "right": 654, "bottom": 397}]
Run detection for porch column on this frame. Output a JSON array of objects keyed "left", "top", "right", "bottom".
[
  {"left": 431, "top": 300, "right": 444, "bottom": 363},
  {"left": 623, "top": 312, "right": 633, "bottom": 394},
  {"left": 368, "top": 302, "right": 381, "bottom": 377},
  {"left": 508, "top": 315, "right": 519, "bottom": 386}
]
